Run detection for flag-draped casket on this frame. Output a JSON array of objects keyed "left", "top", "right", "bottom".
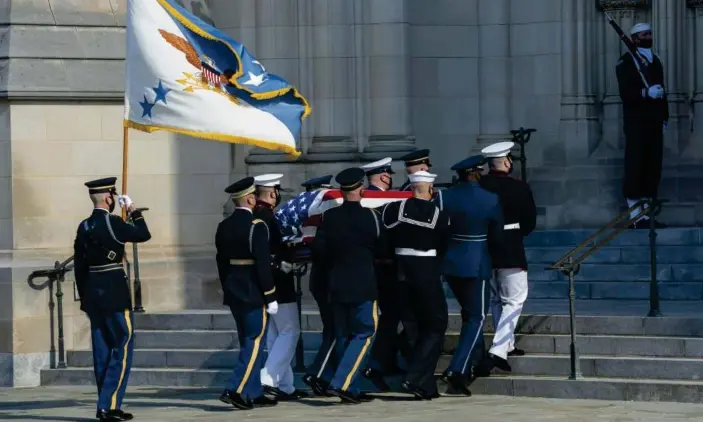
[{"left": 275, "top": 190, "right": 413, "bottom": 259}]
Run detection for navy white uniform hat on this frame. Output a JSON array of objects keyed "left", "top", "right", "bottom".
[
  {"left": 335, "top": 167, "right": 366, "bottom": 191},
  {"left": 301, "top": 175, "right": 333, "bottom": 189},
  {"left": 85, "top": 177, "right": 118, "bottom": 194},
  {"left": 408, "top": 171, "right": 437, "bottom": 184},
  {"left": 481, "top": 141, "right": 515, "bottom": 158},
  {"left": 253, "top": 173, "right": 283, "bottom": 187},
  {"left": 630, "top": 23, "right": 652, "bottom": 36},
  {"left": 360, "top": 157, "right": 395, "bottom": 176},
  {"left": 225, "top": 177, "right": 256, "bottom": 199},
  {"left": 450, "top": 155, "right": 486, "bottom": 173},
  {"left": 399, "top": 149, "right": 431, "bottom": 168}
]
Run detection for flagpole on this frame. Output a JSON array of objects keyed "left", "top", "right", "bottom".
[{"left": 121, "top": 126, "right": 129, "bottom": 220}]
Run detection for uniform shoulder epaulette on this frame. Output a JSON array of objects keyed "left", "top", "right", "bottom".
[{"left": 252, "top": 218, "right": 264, "bottom": 225}]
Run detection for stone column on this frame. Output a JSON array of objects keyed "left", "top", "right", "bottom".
[
  {"left": 474, "top": 0, "right": 512, "bottom": 154},
  {"left": 559, "top": 0, "right": 599, "bottom": 162},
  {"left": 688, "top": 0, "right": 703, "bottom": 156},
  {"left": 597, "top": 0, "right": 650, "bottom": 156},
  {"left": 304, "top": 0, "right": 358, "bottom": 161},
  {"left": 361, "top": 0, "right": 415, "bottom": 160},
  {"left": 653, "top": 0, "right": 689, "bottom": 156}
]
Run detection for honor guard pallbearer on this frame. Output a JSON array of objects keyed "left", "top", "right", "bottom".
[
  {"left": 438, "top": 155, "right": 504, "bottom": 396},
  {"left": 479, "top": 142, "right": 537, "bottom": 372},
  {"left": 254, "top": 174, "right": 308, "bottom": 400},
  {"left": 301, "top": 175, "right": 340, "bottom": 397},
  {"left": 616, "top": 23, "right": 669, "bottom": 229},
  {"left": 398, "top": 149, "right": 432, "bottom": 191},
  {"left": 311, "top": 167, "right": 381, "bottom": 404},
  {"left": 73, "top": 177, "right": 151, "bottom": 421},
  {"left": 382, "top": 171, "right": 451, "bottom": 400},
  {"left": 360, "top": 157, "right": 409, "bottom": 390},
  {"left": 216, "top": 177, "right": 279, "bottom": 410}
]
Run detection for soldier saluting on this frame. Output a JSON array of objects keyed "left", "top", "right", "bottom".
[
  {"left": 216, "top": 177, "right": 279, "bottom": 410},
  {"left": 73, "top": 177, "right": 151, "bottom": 422},
  {"left": 382, "top": 170, "right": 450, "bottom": 400},
  {"left": 479, "top": 141, "right": 537, "bottom": 373}
]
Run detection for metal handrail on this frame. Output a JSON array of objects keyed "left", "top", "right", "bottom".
[
  {"left": 27, "top": 256, "right": 75, "bottom": 369},
  {"left": 545, "top": 198, "right": 667, "bottom": 381}
]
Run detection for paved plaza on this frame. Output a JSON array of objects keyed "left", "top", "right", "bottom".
[{"left": 1, "top": 386, "right": 703, "bottom": 422}]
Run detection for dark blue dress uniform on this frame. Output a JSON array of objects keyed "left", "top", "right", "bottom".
[
  {"left": 301, "top": 175, "right": 339, "bottom": 396},
  {"left": 72, "top": 177, "right": 151, "bottom": 420},
  {"left": 311, "top": 167, "right": 381, "bottom": 404},
  {"left": 436, "top": 156, "right": 504, "bottom": 395},
  {"left": 398, "top": 149, "right": 432, "bottom": 191},
  {"left": 382, "top": 194, "right": 451, "bottom": 399},
  {"left": 216, "top": 177, "right": 278, "bottom": 410}
]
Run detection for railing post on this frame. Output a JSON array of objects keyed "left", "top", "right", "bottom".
[
  {"left": 48, "top": 271, "right": 57, "bottom": 370},
  {"left": 55, "top": 260, "right": 67, "bottom": 369},
  {"left": 566, "top": 257, "right": 581, "bottom": 380},
  {"left": 647, "top": 199, "right": 662, "bottom": 317}
]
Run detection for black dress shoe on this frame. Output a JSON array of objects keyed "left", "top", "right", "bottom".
[
  {"left": 363, "top": 368, "right": 391, "bottom": 392},
  {"left": 263, "top": 385, "right": 285, "bottom": 398},
  {"left": 441, "top": 371, "right": 472, "bottom": 397},
  {"left": 303, "top": 375, "right": 332, "bottom": 396},
  {"left": 401, "top": 381, "right": 433, "bottom": 400},
  {"left": 357, "top": 392, "right": 375, "bottom": 402},
  {"left": 252, "top": 395, "right": 278, "bottom": 407},
  {"left": 219, "top": 389, "right": 252, "bottom": 410},
  {"left": 489, "top": 353, "right": 512, "bottom": 372},
  {"left": 328, "top": 388, "right": 361, "bottom": 404},
  {"left": 276, "top": 389, "right": 310, "bottom": 401},
  {"left": 96, "top": 409, "right": 132, "bottom": 421},
  {"left": 508, "top": 348, "right": 525, "bottom": 357}
]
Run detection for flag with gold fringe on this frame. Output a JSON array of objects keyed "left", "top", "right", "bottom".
[{"left": 123, "top": 0, "right": 309, "bottom": 157}]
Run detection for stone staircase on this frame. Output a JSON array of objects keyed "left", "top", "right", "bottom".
[
  {"left": 40, "top": 305, "right": 703, "bottom": 403},
  {"left": 40, "top": 227, "right": 703, "bottom": 402}
]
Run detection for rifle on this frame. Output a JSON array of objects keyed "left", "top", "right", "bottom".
[{"left": 603, "top": 11, "right": 650, "bottom": 89}]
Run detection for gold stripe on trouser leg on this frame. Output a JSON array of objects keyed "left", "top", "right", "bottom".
[
  {"left": 110, "top": 310, "right": 133, "bottom": 410},
  {"left": 341, "top": 301, "right": 379, "bottom": 391},
  {"left": 237, "top": 306, "right": 268, "bottom": 394}
]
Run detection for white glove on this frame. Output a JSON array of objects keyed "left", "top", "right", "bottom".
[
  {"left": 118, "top": 195, "right": 133, "bottom": 208},
  {"left": 647, "top": 85, "right": 664, "bottom": 99},
  {"left": 266, "top": 301, "right": 279, "bottom": 315},
  {"left": 279, "top": 261, "right": 293, "bottom": 274}
]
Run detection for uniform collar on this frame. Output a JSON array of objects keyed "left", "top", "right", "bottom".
[
  {"left": 488, "top": 170, "right": 509, "bottom": 177},
  {"left": 93, "top": 207, "right": 110, "bottom": 213},
  {"left": 235, "top": 207, "right": 253, "bottom": 214}
]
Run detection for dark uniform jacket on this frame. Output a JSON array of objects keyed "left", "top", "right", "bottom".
[
  {"left": 381, "top": 198, "right": 451, "bottom": 282},
  {"left": 215, "top": 208, "right": 277, "bottom": 306},
  {"left": 399, "top": 181, "right": 411, "bottom": 192},
  {"left": 73, "top": 208, "right": 151, "bottom": 314},
  {"left": 437, "top": 181, "right": 504, "bottom": 280},
  {"left": 616, "top": 52, "right": 669, "bottom": 124},
  {"left": 254, "top": 202, "right": 296, "bottom": 304},
  {"left": 480, "top": 171, "right": 537, "bottom": 270},
  {"left": 311, "top": 201, "right": 382, "bottom": 304}
]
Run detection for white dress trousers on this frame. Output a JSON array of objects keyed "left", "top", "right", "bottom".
[
  {"left": 488, "top": 268, "right": 528, "bottom": 360},
  {"left": 260, "top": 302, "right": 300, "bottom": 394}
]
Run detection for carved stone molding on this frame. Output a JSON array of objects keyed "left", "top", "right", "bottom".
[
  {"left": 596, "top": 0, "right": 650, "bottom": 11},
  {"left": 687, "top": 0, "right": 703, "bottom": 8}
]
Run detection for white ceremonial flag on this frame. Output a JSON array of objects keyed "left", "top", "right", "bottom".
[{"left": 123, "top": 0, "right": 309, "bottom": 156}]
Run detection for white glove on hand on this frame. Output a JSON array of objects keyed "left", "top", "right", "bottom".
[
  {"left": 118, "top": 195, "right": 133, "bottom": 209},
  {"left": 267, "top": 301, "right": 279, "bottom": 315},
  {"left": 647, "top": 85, "right": 664, "bottom": 99},
  {"left": 279, "top": 261, "right": 293, "bottom": 274}
]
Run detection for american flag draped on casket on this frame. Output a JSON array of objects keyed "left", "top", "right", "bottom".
[{"left": 275, "top": 189, "right": 413, "bottom": 248}]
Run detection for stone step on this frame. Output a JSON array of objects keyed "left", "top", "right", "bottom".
[
  {"left": 63, "top": 349, "right": 703, "bottom": 381},
  {"left": 524, "top": 228, "right": 702, "bottom": 248},
  {"left": 526, "top": 245, "right": 703, "bottom": 264},
  {"left": 134, "top": 312, "right": 703, "bottom": 337},
  {"left": 39, "top": 368, "right": 703, "bottom": 403},
  {"left": 125, "top": 330, "right": 703, "bottom": 358},
  {"left": 522, "top": 281, "right": 703, "bottom": 301}
]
